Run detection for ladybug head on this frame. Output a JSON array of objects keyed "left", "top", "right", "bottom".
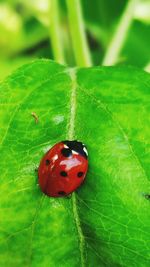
[{"left": 62, "top": 140, "right": 88, "bottom": 159}]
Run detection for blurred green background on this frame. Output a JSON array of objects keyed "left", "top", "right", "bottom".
[{"left": 0, "top": 0, "right": 150, "bottom": 80}]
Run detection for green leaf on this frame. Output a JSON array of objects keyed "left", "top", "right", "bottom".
[
  {"left": 0, "top": 57, "right": 34, "bottom": 81},
  {"left": 0, "top": 60, "right": 150, "bottom": 267},
  {"left": 121, "top": 20, "right": 150, "bottom": 67}
]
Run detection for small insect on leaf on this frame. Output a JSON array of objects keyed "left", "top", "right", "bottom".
[
  {"left": 31, "top": 112, "right": 39, "bottom": 123},
  {"left": 38, "top": 140, "right": 88, "bottom": 197}
]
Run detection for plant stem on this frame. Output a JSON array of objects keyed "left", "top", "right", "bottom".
[
  {"left": 102, "top": 0, "right": 138, "bottom": 66},
  {"left": 66, "top": 0, "right": 92, "bottom": 67},
  {"left": 49, "top": 0, "right": 65, "bottom": 64}
]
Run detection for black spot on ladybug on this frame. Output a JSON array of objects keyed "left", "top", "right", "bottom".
[
  {"left": 60, "top": 171, "right": 68, "bottom": 177},
  {"left": 45, "top": 159, "right": 50, "bottom": 165},
  {"left": 77, "top": 172, "right": 84, "bottom": 177},
  {"left": 61, "top": 148, "right": 72, "bottom": 157},
  {"left": 63, "top": 140, "right": 88, "bottom": 159},
  {"left": 58, "top": 191, "right": 66, "bottom": 196}
]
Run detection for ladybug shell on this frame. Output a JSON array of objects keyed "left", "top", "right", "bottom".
[{"left": 38, "top": 140, "right": 88, "bottom": 197}]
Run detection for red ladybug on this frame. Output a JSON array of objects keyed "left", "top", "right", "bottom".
[{"left": 38, "top": 140, "right": 88, "bottom": 197}]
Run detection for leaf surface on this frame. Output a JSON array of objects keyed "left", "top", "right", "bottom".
[{"left": 0, "top": 60, "right": 150, "bottom": 267}]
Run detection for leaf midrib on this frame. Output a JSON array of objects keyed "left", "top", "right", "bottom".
[
  {"left": 66, "top": 68, "right": 149, "bottom": 267},
  {"left": 0, "top": 65, "right": 86, "bottom": 267},
  {"left": 68, "top": 68, "right": 86, "bottom": 267},
  {"left": 68, "top": 70, "right": 149, "bottom": 266}
]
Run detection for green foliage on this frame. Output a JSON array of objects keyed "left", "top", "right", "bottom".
[
  {"left": 122, "top": 20, "right": 150, "bottom": 67},
  {"left": 0, "top": 60, "right": 150, "bottom": 266},
  {"left": 0, "top": 0, "right": 150, "bottom": 79},
  {"left": 0, "top": 2, "right": 48, "bottom": 57},
  {"left": 82, "top": 0, "right": 126, "bottom": 46},
  {"left": 0, "top": 1, "right": 150, "bottom": 266}
]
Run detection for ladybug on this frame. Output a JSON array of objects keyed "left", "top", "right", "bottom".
[{"left": 38, "top": 140, "right": 88, "bottom": 197}]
